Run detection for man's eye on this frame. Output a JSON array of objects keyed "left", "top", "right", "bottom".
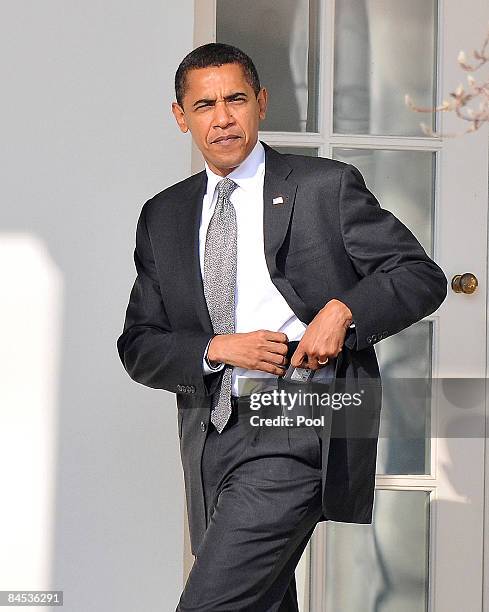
[{"left": 230, "top": 98, "right": 246, "bottom": 103}]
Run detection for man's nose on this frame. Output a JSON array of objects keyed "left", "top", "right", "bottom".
[{"left": 213, "top": 100, "right": 234, "bottom": 128}]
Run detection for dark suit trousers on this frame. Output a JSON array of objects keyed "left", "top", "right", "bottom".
[{"left": 176, "top": 402, "right": 324, "bottom": 611}]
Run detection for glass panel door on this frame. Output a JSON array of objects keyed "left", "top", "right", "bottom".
[
  {"left": 333, "top": 0, "right": 437, "bottom": 136},
  {"left": 323, "top": 490, "right": 430, "bottom": 611},
  {"left": 332, "top": 148, "right": 435, "bottom": 254}
]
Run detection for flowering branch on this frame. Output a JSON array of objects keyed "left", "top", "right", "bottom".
[{"left": 405, "top": 23, "right": 489, "bottom": 137}]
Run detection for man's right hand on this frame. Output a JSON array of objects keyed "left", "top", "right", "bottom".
[{"left": 207, "top": 330, "right": 289, "bottom": 376}]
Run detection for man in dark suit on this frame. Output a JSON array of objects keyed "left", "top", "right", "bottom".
[{"left": 117, "top": 43, "right": 447, "bottom": 611}]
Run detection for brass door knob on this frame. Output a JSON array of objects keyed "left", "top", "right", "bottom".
[{"left": 451, "top": 273, "right": 478, "bottom": 294}]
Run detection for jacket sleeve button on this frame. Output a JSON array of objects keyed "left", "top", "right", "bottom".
[{"left": 200, "top": 421, "right": 207, "bottom": 432}]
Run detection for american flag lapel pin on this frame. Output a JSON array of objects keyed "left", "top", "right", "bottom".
[{"left": 272, "top": 196, "right": 284, "bottom": 205}]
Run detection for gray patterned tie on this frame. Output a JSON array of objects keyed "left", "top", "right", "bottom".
[{"left": 203, "top": 178, "right": 239, "bottom": 433}]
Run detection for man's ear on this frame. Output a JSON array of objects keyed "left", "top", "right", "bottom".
[
  {"left": 257, "top": 88, "right": 268, "bottom": 121},
  {"left": 172, "top": 102, "right": 189, "bottom": 133}
]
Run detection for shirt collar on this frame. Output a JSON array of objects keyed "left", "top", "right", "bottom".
[{"left": 204, "top": 139, "right": 265, "bottom": 202}]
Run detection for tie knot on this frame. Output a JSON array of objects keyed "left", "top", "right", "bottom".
[{"left": 217, "top": 178, "right": 238, "bottom": 201}]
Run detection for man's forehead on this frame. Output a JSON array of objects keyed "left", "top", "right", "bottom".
[{"left": 185, "top": 64, "right": 250, "bottom": 96}]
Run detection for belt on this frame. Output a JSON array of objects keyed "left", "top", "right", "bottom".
[{"left": 231, "top": 395, "right": 245, "bottom": 409}]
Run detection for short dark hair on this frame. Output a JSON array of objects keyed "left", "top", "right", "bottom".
[{"left": 175, "top": 43, "right": 261, "bottom": 107}]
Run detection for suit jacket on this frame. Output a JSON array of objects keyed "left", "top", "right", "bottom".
[{"left": 117, "top": 142, "right": 447, "bottom": 556}]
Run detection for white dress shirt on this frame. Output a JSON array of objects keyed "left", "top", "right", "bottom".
[{"left": 200, "top": 140, "right": 307, "bottom": 395}]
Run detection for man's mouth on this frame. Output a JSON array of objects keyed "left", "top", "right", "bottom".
[{"left": 211, "top": 135, "right": 242, "bottom": 145}]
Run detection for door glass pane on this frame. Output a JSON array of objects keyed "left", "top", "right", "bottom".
[
  {"left": 320, "top": 490, "right": 430, "bottom": 611},
  {"left": 333, "top": 148, "right": 435, "bottom": 255},
  {"left": 216, "top": 0, "right": 320, "bottom": 132},
  {"left": 333, "top": 0, "right": 437, "bottom": 136},
  {"left": 376, "top": 321, "right": 433, "bottom": 475}
]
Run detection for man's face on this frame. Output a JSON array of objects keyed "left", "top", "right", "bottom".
[{"left": 172, "top": 63, "right": 268, "bottom": 176}]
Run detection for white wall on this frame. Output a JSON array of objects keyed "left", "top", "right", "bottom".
[{"left": 0, "top": 2, "right": 194, "bottom": 610}]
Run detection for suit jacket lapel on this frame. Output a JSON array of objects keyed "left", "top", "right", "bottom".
[
  {"left": 177, "top": 171, "right": 214, "bottom": 333},
  {"left": 262, "top": 142, "right": 316, "bottom": 324},
  {"left": 262, "top": 142, "right": 298, "bottom": 276}
]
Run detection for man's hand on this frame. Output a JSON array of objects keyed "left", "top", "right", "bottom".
[
  {"left": 290, "top": 299, "right": 353, "bottom": 370},
  {"left": 207, "top": 330, "right": 289, "bottom": 375}
]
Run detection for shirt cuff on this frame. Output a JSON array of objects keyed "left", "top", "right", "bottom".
[{"left": 202, "top": 337, "right": 225, "bottom": 375}]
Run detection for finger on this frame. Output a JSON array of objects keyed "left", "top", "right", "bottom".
[
  {"left": 290, "top": 347, "right": 306, "bottom": 368},
  {"left": 262, "top": 331, "right": 288, "bottom": 344},
  {"left": 301, "top": 350, "right": 327, "bottom": 370},
  {"left": 304, "top": 356, "right": 320, "bottom": 370},
  {"left": 263, "top": 351, "right": 288, "bottom": 367},
  {"left": 257, "top": 361, "right": 289, "bottom": 376},
  {"left": 264, "top": 340, "right": 288, "bottom": 355}
]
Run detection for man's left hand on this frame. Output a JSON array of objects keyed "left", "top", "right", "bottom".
[{"left": 290, "top": 299, "right": 353, "bottom": 370}]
